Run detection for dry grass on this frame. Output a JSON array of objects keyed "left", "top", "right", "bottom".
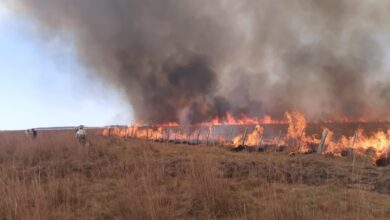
[{"left": 0, "top": 130, "right": 389, "bottom": 220}]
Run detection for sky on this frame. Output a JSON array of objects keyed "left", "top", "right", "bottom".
[{"left": 0, "top": 3, "right": 133, "bottom": 130}]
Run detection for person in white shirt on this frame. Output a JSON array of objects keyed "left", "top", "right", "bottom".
[{"left": 75, "top": 125, "right": 87, "bottom": 144}]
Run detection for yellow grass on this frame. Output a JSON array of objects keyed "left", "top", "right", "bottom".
[{"left": 0, "top": 130, "right": 389, "bottom": 220}]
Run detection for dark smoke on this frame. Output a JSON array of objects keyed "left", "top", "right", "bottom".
[{"left": 9, "top": 0, "right": 390, "bottom": 123}]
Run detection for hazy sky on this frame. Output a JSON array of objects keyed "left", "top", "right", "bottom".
[{"left": 0, "top": 3, "right": 133, "bottom": 130}]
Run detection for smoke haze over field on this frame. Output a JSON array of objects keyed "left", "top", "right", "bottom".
[{"left": 8, "top": 0, "right": 390, "bottom": 123}]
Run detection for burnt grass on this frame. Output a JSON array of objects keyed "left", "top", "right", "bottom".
[{"left": 0, "top": 130, "right": 389, "bottom": 220}]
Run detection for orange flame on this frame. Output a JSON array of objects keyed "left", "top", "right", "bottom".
[
  {"left": 232, "top": 125, "right": 264, "bottom": 147},
  {"left": 102, "top": 111, "right": 390, "bottom": 161}
]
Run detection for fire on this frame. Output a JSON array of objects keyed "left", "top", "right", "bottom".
[
  {"left": 285, "top": 111, "right": 318, "bottom": 153},
  {"left": 261, "top": 115, "right": 274, "bottom": 124},
  {"left": 102, "top": 111, "right": 390, "bottom": 162},
  {"left": 325, "top": 129, "right": 390, "bottom": 158},
  {"left": 198, "top": 113, "right": 284, "bottom": 126},
  {"left": 157, "top": 122, "right": 179, "bottom": 127},
  {"left": 286, "top": 111, "right": 306, "bottom": 140},
  {"left": 232, "top": 125, "right": 264, "bottom": 147}
]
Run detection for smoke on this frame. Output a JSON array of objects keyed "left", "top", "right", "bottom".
[{"left": 9, "top": 0, "right": 390, "bottom": 123}]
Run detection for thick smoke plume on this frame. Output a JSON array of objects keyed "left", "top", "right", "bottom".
[{"left": 10, "top": 0, "right": 390, "bottom": 123}]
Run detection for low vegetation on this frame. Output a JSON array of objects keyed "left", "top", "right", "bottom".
[{"left": 0, "top": 130, "right": 389, "bottom": 219}]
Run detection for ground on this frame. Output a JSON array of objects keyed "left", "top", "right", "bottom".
[{"left": 0, "top": 130, "right": 389, "bottom": 220}]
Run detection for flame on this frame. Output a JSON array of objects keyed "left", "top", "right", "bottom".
[
  {"left": 286, "top": 111, "right": 306, "bottom": 140},
  {"left": 102, "top": 111, "right": 390, "bottom": 161},
  {"left": 198, "top": 113, "right": 284, "bottom": 126},
  {"left": 285, "top": 111, "right": 317, "bottom": 153},
  {"left": 158, "top": 122, "right": 179, "bottom": 127},
  {"left": 232, "top": 125, "right": 264, "bottom": 147},
  {"left": 325, "top": 129, "right": 390, "bottom": 158}
]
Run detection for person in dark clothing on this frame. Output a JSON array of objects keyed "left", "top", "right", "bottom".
[{"left": 31, "top": 129, "right": 37, "bottom": 139}]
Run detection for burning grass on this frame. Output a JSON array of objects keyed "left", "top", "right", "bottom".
[
  {"left": 0, "top": 130, "right": 389, "bottom": 219},
  {"left": 103, "top": 112, "right": 390, "bottom": 165}
]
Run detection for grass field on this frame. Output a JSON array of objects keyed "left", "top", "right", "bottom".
[{"left": 0, "top": 130, "right": 389, "bottom": 220}]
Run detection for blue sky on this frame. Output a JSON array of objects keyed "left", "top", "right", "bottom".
[{"left": 0, "top": 4, "right": 133, "bottom": 130}]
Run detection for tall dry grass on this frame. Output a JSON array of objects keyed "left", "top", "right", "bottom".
[{"left": 0, "top": 130, "right": 389, "bottom": 220}]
